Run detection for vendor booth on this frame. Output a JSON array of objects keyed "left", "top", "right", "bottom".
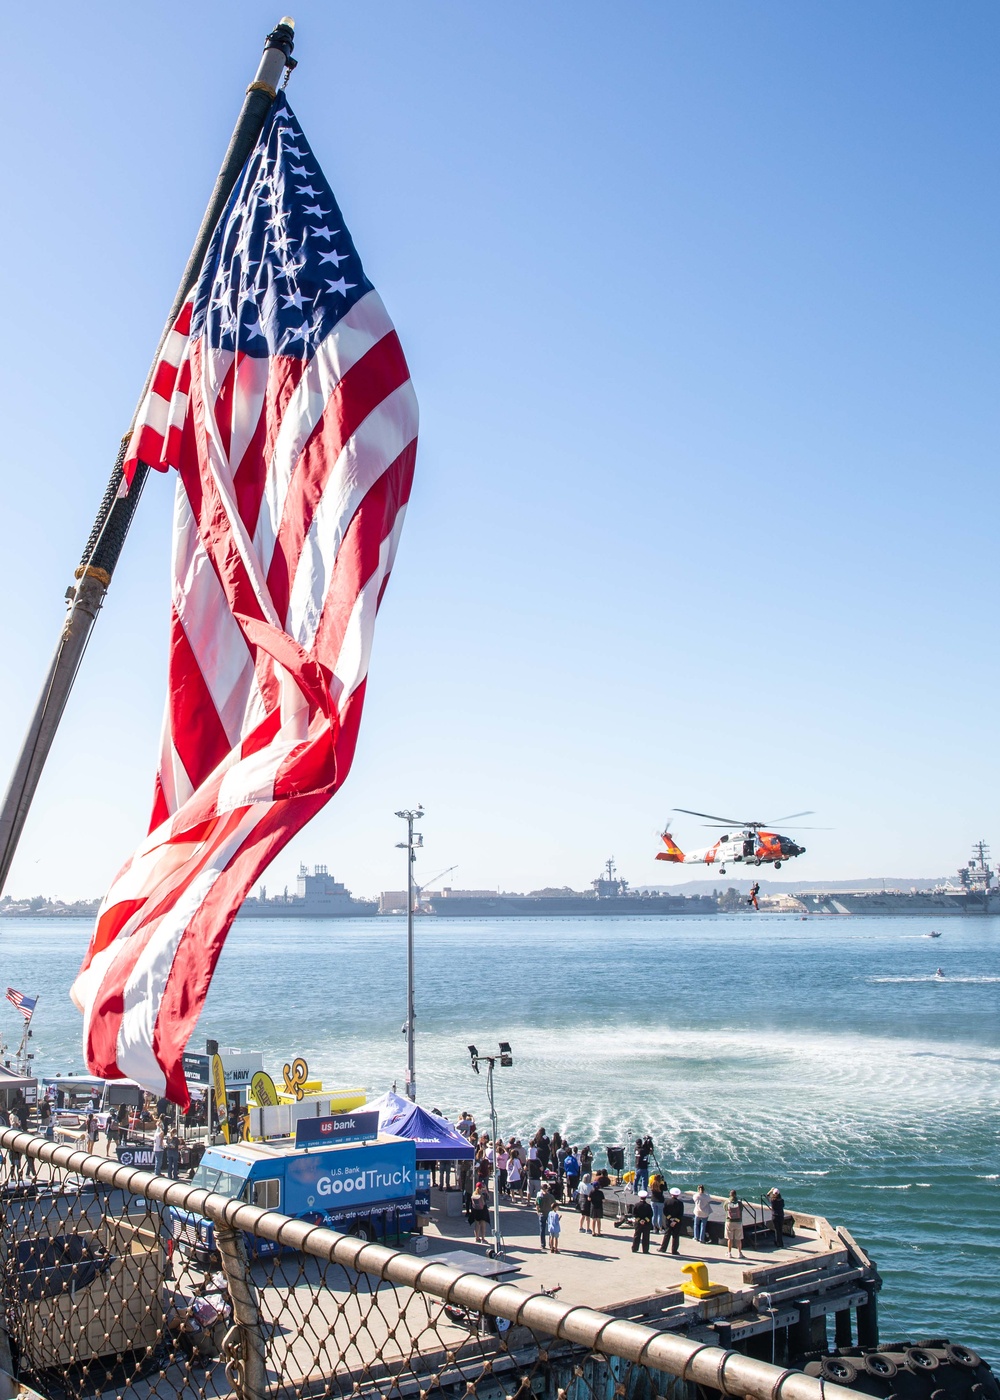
[
  {"left": 378, "top": 1102, "right": 475, "bottom": 1210},
  {"left": 378, "top": 1102, "right": 474, "bottom": 1163},
  {"left": 0, "top": 1066, "right": 36, "bottom": 1111}
]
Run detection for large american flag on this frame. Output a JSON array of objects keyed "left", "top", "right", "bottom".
[{"left": 71, "top": 96, "right": 417, "bottom": 1104}]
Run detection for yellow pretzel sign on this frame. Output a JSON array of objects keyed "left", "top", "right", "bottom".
[{"left": 282, "top": 1056, "right": 310, "bottom": 1101}]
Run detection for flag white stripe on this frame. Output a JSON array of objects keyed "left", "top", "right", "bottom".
[
  {"left": 194, "top": 349, "right": 285, "bottom": 631},
  {"left": 253, "top": 290, "right": 398, "bottom": 575},
  {"left": 229, "top": 354, "right": 271, "bottom": 481},
  {"left": 172, "top": 483, "right": 261, "bottom": 747},
  {"left": 116, "top": 807, "right": 264, "bottom": 1091},
  {"left": 288, "top": 380, "right": 418, "bottom": 647},
  {"left": 216, "top": 676, "right": 311, "bottom": 813},
  {"left": 331, "top": 508, "right": 407, "bottom": 713}
]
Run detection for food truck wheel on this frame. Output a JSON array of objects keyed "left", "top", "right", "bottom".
[
  {"left": 350, "top": 1222, "right": 374, "bottom": 1243},
  {"left": 486, "top": 1314, "right": 512, "bottom": 1337}
]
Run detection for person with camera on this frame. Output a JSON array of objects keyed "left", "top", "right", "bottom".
[{"left": 633, "top": 1137, "right": 650, "bottom": 1193}]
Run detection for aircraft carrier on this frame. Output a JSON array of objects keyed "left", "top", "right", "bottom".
[
  {"left": 796, "top": 842, "right": 999, "bottom": 916},
  {"left": 423, "top": 859, "right": 717, "bottom": 917}
]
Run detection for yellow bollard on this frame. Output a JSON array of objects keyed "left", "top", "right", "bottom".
[{"left": 680, "top": 1262, "right": 730, "bottom": 1299}]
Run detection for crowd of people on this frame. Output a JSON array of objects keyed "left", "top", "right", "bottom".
[
  {"left": 0, "top": 1085, "right": 208, "bottom": 1180},
  {"left": 453, "top": 1120, "right": 787, "bottom": 1258}
]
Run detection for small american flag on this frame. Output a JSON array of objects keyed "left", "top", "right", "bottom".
[
  {"left": 71, "top": 95, "right": 417, "bottom": 1105},
  {"left": 6, "top": 989, "right": 37, "bottom": 1022}
]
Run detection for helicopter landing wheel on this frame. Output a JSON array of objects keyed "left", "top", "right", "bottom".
[
  {"left": 719, "top": 867, "right": 726, "bottom": 874},
  {"left": 774, "top": 861, "right": 782, "bottom": 869}
]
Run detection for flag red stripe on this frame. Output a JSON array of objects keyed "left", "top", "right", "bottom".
[
  {"left": 165, "top": 608, "right": 235, "bottom": 794},
  {"left": 84, "top": 809, "right": 248, "bottom": 1078},
  {"left": 214, "top": 356, "right": 237, "bottom": 460},
  {"left": 266, "top": 331, "right": 410, "bottom": 624},
  {"left": 314, "top": 442, "right": 416, "bottom": 666},
  {"left": 153, "top": 793, "right": 329, "bottom": 1103}
]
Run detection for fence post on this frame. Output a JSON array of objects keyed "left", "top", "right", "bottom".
[{"left": 213, "top": 1222, "right": 269, "bottom": 1400}]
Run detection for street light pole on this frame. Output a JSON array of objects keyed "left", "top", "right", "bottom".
[{"left": 395, "top": 806, "right": 424, "bottom": 1101}]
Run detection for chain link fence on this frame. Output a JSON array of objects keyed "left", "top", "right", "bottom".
[{"left": 0, "top": 1130, "right": 856, "bottom": 1400}]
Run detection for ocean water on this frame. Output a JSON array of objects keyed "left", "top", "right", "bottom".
[{"left": 2, "top": 912, "right": 997, "bottom": 1357}]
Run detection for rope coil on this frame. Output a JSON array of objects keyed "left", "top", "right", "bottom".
[{"left": 73, "top": 565, "right": 111, "bottom": 587}]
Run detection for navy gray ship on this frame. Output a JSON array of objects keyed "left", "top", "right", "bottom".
[
  {"left": 238, "top": 864, "right": 377, "bottom": 918},
  {"left": 237, "top": 846, "right": 999, "bottom": 919}
]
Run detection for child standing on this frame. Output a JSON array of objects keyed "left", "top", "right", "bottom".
[{"left": 547, "top": 1205, "right": 562, "bottom": 1253}]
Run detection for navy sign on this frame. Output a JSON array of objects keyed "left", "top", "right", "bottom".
[
  {"left": 116, "top": 1144, "right": 156, "bottom": 1168},
  {"left": 295, "top": 1110, "right": 380, "bottom": 1149}
]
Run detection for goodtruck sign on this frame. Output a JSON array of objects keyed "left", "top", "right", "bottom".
[
  {"left": 283, "top": 1140, "right": 415, "bottom": 1213},
  {"left": 294, "top": 1110, "right": 380, "bottom": 1149}
]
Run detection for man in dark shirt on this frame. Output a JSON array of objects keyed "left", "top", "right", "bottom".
[
  {"left": 633, "top": 1138, "right": 650, "bottom": 1192},
  {"left": 535, "top": 1186, "right": 555, "bottom": 1249},
  {"left": 631, "top": 1190, "right": 653, "bottom": 1253},
  {"left": 767, "top": 1188, "right": 786, "bottom": 1247},
  {"left": 658, "top": 1187, "right": 685, "bottom": 1255}
]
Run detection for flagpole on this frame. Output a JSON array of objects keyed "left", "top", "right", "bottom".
[
  {"left": 15, "top": 1002, "right": 35, "bottom": 1078},
  {"left": 0, "top": 18, "right": 297, "bottom": 896}
]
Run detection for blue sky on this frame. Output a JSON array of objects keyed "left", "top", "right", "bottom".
[{"left": 0, "top": 1, "right": 997, "bottom": 900}]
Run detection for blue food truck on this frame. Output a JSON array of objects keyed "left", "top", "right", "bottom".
[{"left": 168, "top": 1131, "right": 417, "bottom": 1260}]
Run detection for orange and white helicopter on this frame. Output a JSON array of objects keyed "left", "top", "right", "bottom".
[{"left": 657, "top": 808, "right": 817, "bottom": 873}]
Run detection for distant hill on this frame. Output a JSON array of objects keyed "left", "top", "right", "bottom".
[{"left": 635, "top": 877, "right": 951, "bottom": 895}]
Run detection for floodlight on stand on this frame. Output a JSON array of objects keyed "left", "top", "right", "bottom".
[{"left": 466, "top": 1039, "right": 512, "bottom": 1259}]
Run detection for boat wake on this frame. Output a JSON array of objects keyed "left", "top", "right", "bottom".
[{"left": 866, "top": 974, "right": 1000, "bottom": 984}]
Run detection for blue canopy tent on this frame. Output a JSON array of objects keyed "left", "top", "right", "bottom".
[{"left": 379, "top": 1102, "right": 474, "bottom": 1161}]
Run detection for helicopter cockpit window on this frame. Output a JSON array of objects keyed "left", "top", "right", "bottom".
[{"left": 719, "top": 834, "right": 728, "bottom": 842}]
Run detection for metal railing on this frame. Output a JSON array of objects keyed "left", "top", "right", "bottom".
[{"left": 0, "top": 1129, "right": 857, "bottom": 1400}]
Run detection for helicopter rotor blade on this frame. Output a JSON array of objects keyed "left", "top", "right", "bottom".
[
  {"left": 674, "top": 807, "right": 746, "bottom": 826},
  {"left": 768, "top": 810, "right": 815, "bottom": 824},
  {"left": 700, "top": 821, "right": 831, "bottom": 831}
]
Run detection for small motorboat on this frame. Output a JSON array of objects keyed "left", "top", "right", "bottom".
[{"left": 923, "top": 930, "right": 942, "bottom": 939}]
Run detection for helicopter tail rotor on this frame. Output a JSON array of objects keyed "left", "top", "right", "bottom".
[{"left": 656, "top": 826, "right": 685, "bottom": 863}]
